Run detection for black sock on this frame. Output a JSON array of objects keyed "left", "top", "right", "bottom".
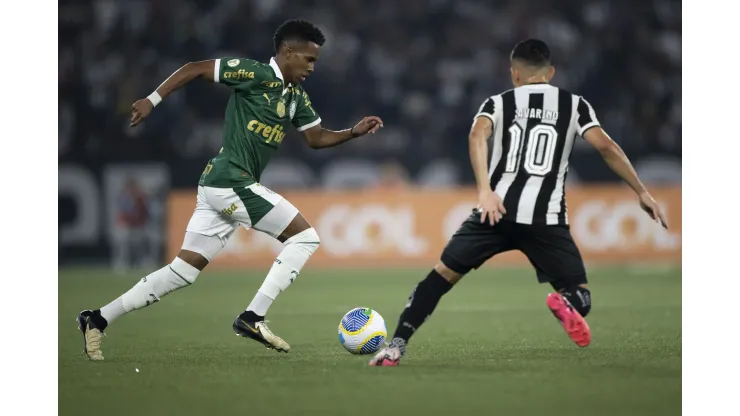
[
  {"left": 91, "top": 309, "right": 109, "bottom": 331},
  {"left": 392, "top": 270, "right": 453, "bottom": 344},
  {"left": 239, "top": 310, "right": 264, "bottom": 322},
  {"left": 561, "top": 287, "right": 591, "bottom": 317}
]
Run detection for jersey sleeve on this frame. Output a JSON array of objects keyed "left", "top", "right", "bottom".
[
  {"left": 473, "top": 96, "right": 501, "bottom": 124},
  {"left": 213, "top": 58, "right": 261, "bottom": 91},
  {"left": 292, "top": 89, "right": 322, "bottom": 132},
  {"left": 576, "top": 96, "right": 601, "bottom": 136}
]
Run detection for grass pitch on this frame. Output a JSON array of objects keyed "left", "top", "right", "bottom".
[{"left": 59, "top": 266, "right": 681, "bottom": 415}]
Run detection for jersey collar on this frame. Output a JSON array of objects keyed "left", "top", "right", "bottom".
[
  {"left": 520, "top": 83, "right": 553, "bottom": 90},
  {"left": 269, "top": 57, "right": 293, "bottom": 88}
]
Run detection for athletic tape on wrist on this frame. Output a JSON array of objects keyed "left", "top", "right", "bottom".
[{"left": 147, "top": 91, "right": 163, "bottom": 107}]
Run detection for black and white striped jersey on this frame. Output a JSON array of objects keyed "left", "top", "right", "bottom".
[{"left": 475, "top": 83, "right": 600, "bottom": 226}]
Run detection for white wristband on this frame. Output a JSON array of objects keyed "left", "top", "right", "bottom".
[{"left": 147, "top": 91, "right": 163, "bottom": 107}]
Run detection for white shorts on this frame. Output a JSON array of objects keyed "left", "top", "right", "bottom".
[{"left": 185, "top": 184, "right": 299, "bottom": 242}]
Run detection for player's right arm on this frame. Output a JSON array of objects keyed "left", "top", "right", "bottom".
[
  {"left": 470, "top": 97, "right": 506, "bottom": 226},
  {"left": 130, "top": 60, "right": 218, "bottom": 127},
  {"left": 579, "top": 97, "right": 668, "bottom": 229}
]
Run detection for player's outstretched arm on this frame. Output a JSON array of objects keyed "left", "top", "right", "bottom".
[
  {"left": 130, "top": 60, "right": 217, "bottom": 127},
  {"left": 583, "top": 127, "right": 668, "bottom": 229},
  {"left": 301, "top": 116, "right": 384, "bottom": 149},
  {"left": 469, "top": 117, "right": 506, "bottom": 225}
]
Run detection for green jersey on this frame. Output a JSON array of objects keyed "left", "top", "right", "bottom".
[{"left": 199, "top": 57, "right": 321, "bottom": 187}]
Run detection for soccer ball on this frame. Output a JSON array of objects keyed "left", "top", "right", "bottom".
[{"left": 338, "top": 307, "right": 387, "bottom": 354}]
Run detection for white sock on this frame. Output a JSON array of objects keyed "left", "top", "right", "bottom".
[
  {"left": 100, "top": 297, "right": 126, "bottom": 324},
  {"left": 247, "top": 228, "right": 320, "bottom": 316},
  {"left": 246, "top": 292, "right": 273, "bottom": 317},
  {"left": 99, "top": 257, "right": 200, "bottom": 325}
]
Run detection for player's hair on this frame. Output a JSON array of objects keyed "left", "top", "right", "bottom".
[
  {"left": 273, "top": 19, "right": 326, "bottom": 52},
  {"left": 510, "top": 39, "right": 552, "bottom": 67}
]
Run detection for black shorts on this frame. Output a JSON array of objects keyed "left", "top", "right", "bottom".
[{"left": 440, "top": 212, "right": 587, "bottom": 288}]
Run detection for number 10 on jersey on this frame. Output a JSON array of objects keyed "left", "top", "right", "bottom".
[{"left": 505, "top": 123, "right": 558, "bottom": 176}]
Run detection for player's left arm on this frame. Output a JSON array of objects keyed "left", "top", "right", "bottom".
[
  {"left": 579, "top": 97, "right": 668, "bottom": 228},
  {"left": 293, "top": 90, "right": 383, "bottom": 149},
  {"left": 302, "top": 118, "right": 383, "bottom": 149}
]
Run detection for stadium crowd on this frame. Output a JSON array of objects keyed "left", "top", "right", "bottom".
[{"left": 59, "top": 0, "right": 681, "bottom": 189}]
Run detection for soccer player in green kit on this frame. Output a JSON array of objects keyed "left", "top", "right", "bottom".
[{"left": 77, "top": 20, "right": 384, "bottom": 360}]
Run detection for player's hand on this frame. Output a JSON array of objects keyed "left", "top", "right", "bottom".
[
  {"left": 478, "top": 189, "right": 507, "bottom": 226},
  {"left": 351, "top": 116, "right": 384, "bottom": 137},
  {"left": 638, "top": 191, "right": 668, "bottom": 229},
  {"left": 130, "top": 98, "right": 154, "bottom": 127}
]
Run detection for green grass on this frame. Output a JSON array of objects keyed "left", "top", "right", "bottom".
[{"left": 59, "top": 266, "right": 681, "bottom": 416}]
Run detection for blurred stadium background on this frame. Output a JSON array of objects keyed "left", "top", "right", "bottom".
[
  {"left": 58, "top": 0, "right": 681, "bottom": 414},
  {"left": 59, "top": 0, "right": 681, "bottom": 270}
]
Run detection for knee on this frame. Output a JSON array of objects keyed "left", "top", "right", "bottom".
[
  {"left": 180, "top": 232, "right": 227, "bottom": 269},
  {"left": 177, "top": 250, "right": 209, "bottom": 271},
  {"left": 434, "top": 262, "right": 464, "bottom": 285},
  {"left": 286, "top": 227, "right": 320, "bottom": 252}
]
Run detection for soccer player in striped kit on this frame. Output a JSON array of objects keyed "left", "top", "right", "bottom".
[{"left": 370, "top": 39, "right": 668, "bottom": 366}]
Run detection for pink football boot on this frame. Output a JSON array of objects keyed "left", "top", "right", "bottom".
[
  {"left": 368, "top": 347, "right": 402, "bottom": 367},
  {"left": 547, "top": 292, "right": 591, "bottom": 347}
]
